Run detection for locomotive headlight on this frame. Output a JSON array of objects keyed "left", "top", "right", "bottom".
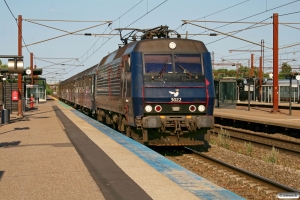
[
  {"left": 145, "top": 105, "right": 152, "bottom": 112},
  {"left": 198, "top": 105, "right": 205, "bottom": 112}
]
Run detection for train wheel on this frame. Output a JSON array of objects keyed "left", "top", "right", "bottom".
[
  {"left": 125, "top": 126, "right": 131, "bottom": 137},
  {"left": 118, "top": 117, "right": 126, "bottom": 132},
  {"left": 130, "top": 127, "right": 143, "bottom": 143}
]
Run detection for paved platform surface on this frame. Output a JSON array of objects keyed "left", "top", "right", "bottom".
[
  {"left": 0, "top": 100, "right": 105, "bottom": 200},
  {"left": 214, "top": 105, "right": 300, "bottom": 129},
  {"left": 0, "top": 99, "right": 244, "bottom": 200}
]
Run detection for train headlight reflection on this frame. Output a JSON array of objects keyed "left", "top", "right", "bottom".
[{"left": 145, "top": 105, "right": 152, "bottom": 112}]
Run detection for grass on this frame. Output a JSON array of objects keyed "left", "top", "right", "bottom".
[
  {"left": 263, "top": 146, "right": 279, "bottom": 164},
  {"left": 244, "top": 142, "right": 253, "bottom": 157},
  {"left": 217, "top": 127, "right": 231, "bottom": 149}
]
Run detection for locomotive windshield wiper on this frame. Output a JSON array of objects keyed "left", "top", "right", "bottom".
[
  {"left": 157, "top": 64, "right": 167, "bottom": 79},
  {"left": 178, "top": 64, "right": 193, "bottom": 78}
]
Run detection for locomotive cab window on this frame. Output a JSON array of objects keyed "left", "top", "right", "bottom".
[
  {"left": 144, "top": 53, "right": 204, "bottom": 82},
  {"left": 144, "top": 54, "right": 172, "bottom": 74},
  {"left": 174, "top": 54, "right": 203, "bottom": 75}
]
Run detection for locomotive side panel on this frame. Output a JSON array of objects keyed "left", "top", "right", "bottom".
[
  {"left": 202, "top": 52, "right": 215, "bottom": 115},
  {"left": 95, "top": 58, "right": 124, "bottom": 124}
]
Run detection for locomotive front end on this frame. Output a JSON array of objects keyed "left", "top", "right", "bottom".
[{"left": 131, "top": 38, "right": 215, "bottom": 146}]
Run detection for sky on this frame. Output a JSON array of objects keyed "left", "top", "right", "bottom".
[{"left": 1, "top": 0, "right": 300, "bottom": 83}]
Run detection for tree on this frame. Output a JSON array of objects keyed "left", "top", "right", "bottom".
[
  {"left": 0, "top": 60, "right": 8, "bottom": 69},
  {"left": 213, "top": 65, "right": 270, "bottom": 79},
  {"left": 46, "top": 83, "right": 53, "bottom": 95},
  {"left": 279, "top": 62, "right": 292, "bottom": 79}
]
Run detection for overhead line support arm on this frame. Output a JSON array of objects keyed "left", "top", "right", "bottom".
[{"left": 182, "top": 21, "right": 272, "bottom": 50}]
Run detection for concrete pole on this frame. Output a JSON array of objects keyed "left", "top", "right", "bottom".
[
  {"left": 259, "top": 57, "right": 262, "bottom": 102},
  {"left": 251, "top": 53, "right": 254, "bottom": 78},
  {"left": 273, "top": 13, "right": 279, "bottom": 113},
  {"left": 18, "top": 15, "right": 23, "bottom": 116}
]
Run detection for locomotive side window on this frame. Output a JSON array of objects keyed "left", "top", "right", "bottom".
[
  {"left": 174, "top": 54, "right": 203, "bottom": 75},
  {"left": 144, "top": 54, "right": 172, "bottom": 74}
]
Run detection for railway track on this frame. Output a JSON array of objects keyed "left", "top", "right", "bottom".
[
  {"left": 184, "top": 147, "right": 300, "bottom": 196},
  {"left": 211, "top": 124, "right": 300, "bottom": 154}
]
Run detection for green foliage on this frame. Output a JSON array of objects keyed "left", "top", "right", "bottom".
[
  {"left": 209, "top": 137, "right": 216, "bottom": 145},
  {"left": 279, "top": 62, "right": 292, "bottom": 79},
  {"left": 217, "top": 127, "right": 230, "bottom": 149},
  {"left": 244, "top": 142, "right": 253, "bottom": 157},
  {"left": 0, "top": 60, "right": 8, "bottom": 69},
  {"left": 263, "top": 146, "right": 279, "bottom": 164},
  {"left": 46, "top": 83, "right": 53, "bottom": 95},
  {"left": 213, "top": 65, "right": 269, "bottom": 79}
]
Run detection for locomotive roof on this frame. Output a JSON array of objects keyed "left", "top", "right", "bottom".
[
  {"left": 99, "top": 38, "right": 208, "bottom": 66},
  {"left": 60, "top": 64, "right": 97, "bottom": 84},
  {"left": 60, "top": 38, "right": 208, "bottom": 83}
]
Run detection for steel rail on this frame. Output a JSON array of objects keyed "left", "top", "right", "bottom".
[
  {"left": 212, "top": 124, "right": 300, "bottom": 154},
  {"left": 185, "top": 147, "right": 300, "bottom": 193}
]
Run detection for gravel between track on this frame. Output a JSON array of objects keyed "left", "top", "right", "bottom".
[
  {"left": 166, "top": 137, "right": 300, "bottom": 199},
  {"left": 208, "top": 134, "right": 300, "bottom": 189}
]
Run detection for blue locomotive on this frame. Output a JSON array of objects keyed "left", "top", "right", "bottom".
[{"left": 58, "top": 26, "right": 215, "bottom": 146}]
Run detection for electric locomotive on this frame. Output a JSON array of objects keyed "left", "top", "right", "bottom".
[{"left": 59, "top": 26, "right": 215, "bottom": 146}]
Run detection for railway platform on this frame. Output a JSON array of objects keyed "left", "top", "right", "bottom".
[
  {"left": 0, "top": 97, "right": 244, "bottom": 200},
  {"left": 214, "top": 103, "right": 300, "bottom": 130}
]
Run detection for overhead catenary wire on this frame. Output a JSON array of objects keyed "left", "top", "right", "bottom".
[
  {"left": 184, "top": 17, "right": 272, "bottom": 48},
  {"left": 174, "top": 0, "right": 251, "bottom": 31},
  {"left": 24, "top": 19, "right": 112, "bottom": 22},
  {"left": 74, "top": 0, "right": 168, "bottom": 67},
  {"left": 125, "top": 0, "right": 168, "bottom": 28},
  {"left": 3, "top": 0, "right": 31, "bottom": 54},
  {"left": 37, "top": 0, "right": 168, "bottom": 78},
  {"left": 187, "top": 0, "right": 300, "bottom": 40},
  {"left": 75, "top": 0, "right": 145, "bottom": 66},
  {"left": 279, "top": 10, "right": 300, "bottom": 16},
  {"left": 23, "top": 22, "right": 111, "bottom": 47}
]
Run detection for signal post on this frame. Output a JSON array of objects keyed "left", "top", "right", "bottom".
[{"left": 18, "top": 15, "right": 23, "bottom": 116}]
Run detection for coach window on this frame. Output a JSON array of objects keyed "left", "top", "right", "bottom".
[{"left": 144, "top": 54, "right": 172, "bottom": 74}]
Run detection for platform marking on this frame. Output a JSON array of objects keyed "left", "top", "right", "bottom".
[
  {"left": 57, "top": 101, "right": 74, "bottom": 109},
  {"left": 67, "top": 107, "right": 244, "bottom": 200}
]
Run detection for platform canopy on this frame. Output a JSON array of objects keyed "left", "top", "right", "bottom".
[{"left": 0, "top": 68, "right": 42, "bottom": 76}]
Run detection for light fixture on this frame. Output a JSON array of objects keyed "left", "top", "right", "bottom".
[
  {"left": 269, "top": 73, "right": 273, "bottom": 79},
  {"left": 198, "top": 105, "right": 205, "bottom": 112}
]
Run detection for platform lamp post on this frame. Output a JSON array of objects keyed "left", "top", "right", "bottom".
[
  {"left": 3, "top": 76, "right": 6, "bottom": 109},
  {"left": 246, "top": 78, "right": 251, "bottom": 111},
  {"left": 269, "top": 73, "right": 273, "bottom": 105},
  {"left": 1, "top": 75, "right": 6, "bottom": 109},
  {"left": 289, "top": 74, "right": 292, "bottom": 115},
  {"left": 296, "top": 74, "right": 300, "bottom": 104}
]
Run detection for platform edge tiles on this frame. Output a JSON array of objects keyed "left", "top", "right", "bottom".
[{"left": 54, "top": 101, "right": 245, "bottom": 200}]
